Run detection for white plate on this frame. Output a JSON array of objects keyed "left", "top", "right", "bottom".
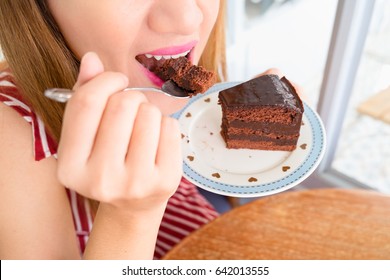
[{"left": 172, "top": 82, "right": 326, "bottom": 197}]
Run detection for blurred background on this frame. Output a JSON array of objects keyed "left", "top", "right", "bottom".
[{"left": 223, "top": 0, "right": 390, "bottom": 206}]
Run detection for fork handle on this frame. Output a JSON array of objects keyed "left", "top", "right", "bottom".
[
  {"left": 44, "top": 87, "right": 164, "bottom": 103},
  {"left": 44, "top": 88, "right": 73, "bottom": 103}
]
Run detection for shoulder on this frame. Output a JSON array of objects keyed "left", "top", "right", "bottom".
[
  {"left": 0, "top": 71, "right": 21, "bottom": 101},
  {"left": 0, "top": 61, "right": 8, "bottom": 72},
  {"left": 0, "top": 70, "right": 34, "bottom": 158},
  {"left": 0, "top": 69, "right": 15, "bottom": 85},
  {"left": 0, "top": 100, "right": 33, "bottom": 155},
  {"left": 0, "top": 71, "right": 52, "bottom": 187},
  {"left": 0, "top": 97, "right": 80, "bottom": 259}
]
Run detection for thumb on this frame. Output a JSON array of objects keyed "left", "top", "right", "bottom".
[{"left": 73, "top": 52, "right": 104, "bottom": 90}]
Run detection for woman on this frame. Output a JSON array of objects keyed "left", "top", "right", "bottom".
[{"left": 0, "top": 0, "right": 226, "bottom": 259}]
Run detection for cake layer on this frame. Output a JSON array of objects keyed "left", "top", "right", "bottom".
[
  {"left": 223, "top": 139, "right": 297, "bottom": 151},
  {"left": 222, "top": 118, "right": 301, "bottom": 135},
  {"left": 222, "top": 127, "right": 299, "bottom": 140},
  {"left": 221, "top": 106, "right": 302, "bottom": 124},
  {"left": 221, "top": 130, "right": 298, "bottom": 145}
]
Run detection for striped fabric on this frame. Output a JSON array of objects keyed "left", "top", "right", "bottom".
[{"left": 0, "top": 71, "right": 218, "bottom": 259}]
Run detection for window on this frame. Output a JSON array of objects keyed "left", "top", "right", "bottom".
[
  {"left": 227, "top": 0, "right": 338, "bottom": 106},
  {"left": 227, "top": 0, "right": 389, "bottom": 193},
  {"left": 310, "top": 0, "right": 390, "bottom": 192}
]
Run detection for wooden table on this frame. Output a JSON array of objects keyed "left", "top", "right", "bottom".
[{"left": 163, "top": 188, "right": 390, "bottom": 259}]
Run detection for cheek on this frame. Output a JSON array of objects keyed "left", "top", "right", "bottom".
[
  {"left": 201, "top": 0, "right": 220, "bottom": 30},
  {"left": 143, "top": 93, "right": 189, "bottom": 116},
  {"left": 194, "top": 0, "right": 220, "bottom": 61}
]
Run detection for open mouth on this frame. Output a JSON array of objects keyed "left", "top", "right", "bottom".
[
  {"left": 136, "top": 49, "right": 192, "bottom": 82},
  {"left": 136, "top": 48, "right": 216, "bottom": 96}
]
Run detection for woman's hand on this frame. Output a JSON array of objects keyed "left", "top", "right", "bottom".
[
  {"left": 256, "top": 68, "right": 306, "bottom": 99},
  {"left": 56, "top": 52, "right": 182, "bottom": 213}
]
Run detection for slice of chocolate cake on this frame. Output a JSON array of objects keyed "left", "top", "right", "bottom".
[
  {"left": 136, "top": 56, "right": 216, "bottom": 96},
  {"left": 218, "top": 75, "right": 304, "bottom": 151},
  {"left": 174, "top": 64, "right": 216, "bottom": 94},
  {"left": 154, "top": 56, "right": 190, "bottom": 81}
]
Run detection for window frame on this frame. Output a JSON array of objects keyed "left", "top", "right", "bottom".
[{"left": 301, "top": 0, "right": 376, "bottom": 189}]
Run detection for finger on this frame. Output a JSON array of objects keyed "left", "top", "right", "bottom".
[
  {"left": 155, "top": 117, "right": 182, "bottom": 185},
  {"left": 74, "top": 52, "right": 105, "bottom": 90},
  {"left": 125, "top": 103, "right": 162, "bottom": 171},
  {"left": 58, "top": 72, "right": 129, "bottom": 166},
  {"left": 290, "top": 81, "right": 305, "bottom": 99},
  {"left": 89, "top": 91, "right": 148, "bottom": 164},
  {"left": 255, "top": 69, "right": 306, "bottom": 99},
  {"left": 258, "top": 68, "right": 283, "bottom": 78}
]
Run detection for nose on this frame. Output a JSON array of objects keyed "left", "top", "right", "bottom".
[{"left": 148, "top": 0, "right": 204, "bottom": 35}]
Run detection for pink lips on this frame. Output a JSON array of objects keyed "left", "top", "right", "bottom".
[
  {"left": 137, "top": 41, "right": 197, "bottom": 87},
  {"left": 144, "top": 40, "right": 197, "bottom": 56}
]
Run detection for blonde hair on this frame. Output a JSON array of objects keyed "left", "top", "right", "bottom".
[{"left": 199, "top": 0, "right": 227, "bottom": 83}]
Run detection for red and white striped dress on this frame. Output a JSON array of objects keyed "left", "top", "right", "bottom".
[{"left": 0, "top": 71, "right": 218, "bottom": 259}]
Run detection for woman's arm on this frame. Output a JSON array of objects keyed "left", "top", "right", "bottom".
[{"left": 0, "top": 101, "right": 176, "bottom": 260}]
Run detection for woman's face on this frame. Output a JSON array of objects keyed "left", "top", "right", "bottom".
[{"left": 47, "top": 0, "right": 220, "bottom": 114}]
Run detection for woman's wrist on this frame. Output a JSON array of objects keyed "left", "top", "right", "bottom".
[
  {"left": 83, "top": 201, "right": 168, "bottom": 259},
  {"left": 96, "top": 200, "right": 168, "bottom": 225}
]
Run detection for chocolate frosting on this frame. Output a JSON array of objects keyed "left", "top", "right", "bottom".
[{"left": 219, "top": 75, "right": 303, "bottom": 113}]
